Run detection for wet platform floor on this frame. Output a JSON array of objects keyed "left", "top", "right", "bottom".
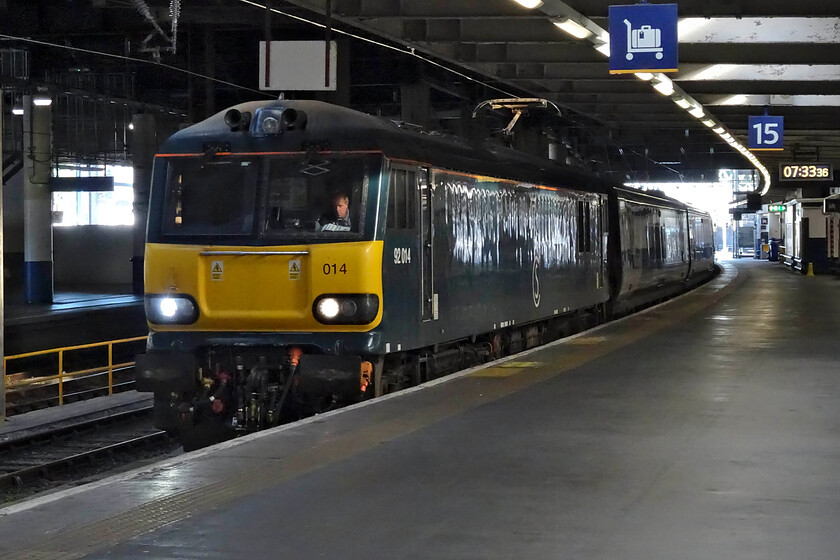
[{"left": 1, "top": 259, "right": 839, "bottom": 559}]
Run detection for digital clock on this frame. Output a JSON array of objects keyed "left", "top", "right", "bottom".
[{"left": 779, "top": 163, "right": 833, "bottom": 181}]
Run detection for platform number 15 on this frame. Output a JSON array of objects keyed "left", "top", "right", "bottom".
[
  {"left": 748, "top": 116, "right": 784, "bottom": 150},
  {"left": 752, "top": 122, "right": 780, "bottom": 145}
]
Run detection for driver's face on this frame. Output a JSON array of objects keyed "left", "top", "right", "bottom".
[{"left": 335, "top": 197, "right": 349, "bottom": 219}]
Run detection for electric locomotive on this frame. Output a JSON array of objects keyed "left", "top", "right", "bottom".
[{"left": 135, "top": 99, "right": 714, "bottom": 449}]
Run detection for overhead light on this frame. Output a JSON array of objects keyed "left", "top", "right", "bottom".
[
  {"left": 635, "top": 72, "right": 654, "bottom": 81},
  {"left": 652, "top": 77, "right": 674, "bottom": 96},
  {"left": 673, "top": 97, "right": 691, "bottom": 109},
  {"left": 552, "top": 17, "right": 593, "bottom": 39},
  {"left": 33, "top": 96, "right": 52, "bottom": 107},
  {"left": 12, "top": 107, "right": 23, "bottom": 116},
  {"left": 721, "top": 94, "right": 748, "bottom": 105},
  {"left": 701, "top": 119, "right": 716, "bottom": 127},
  {"left": 594, "top": 42, "right": 610, "bottom": 57},
  {"left": 712, "top": 126, "right": 725, "bottom": 134},
  {"left": 510, "top": 0, "right": 543, "bottom": 8},
  {"left": 128, "top": 122, "right": 135, "bottom": 130},
  {"left": 688, "top": 106, "right": 705, "bottom": 118}
]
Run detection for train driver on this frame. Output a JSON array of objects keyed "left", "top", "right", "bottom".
[{"left": 321, "top": 192, "right": 352, "bottom": 232}]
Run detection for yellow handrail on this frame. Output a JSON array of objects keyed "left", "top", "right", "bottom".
[{"left": 4, "top": 336, "right": 147, "bottom": 405}]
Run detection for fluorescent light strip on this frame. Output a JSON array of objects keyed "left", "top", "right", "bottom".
[
  {"left": 673, "top": 97, "right": 691, "bottom": 109},
  {"left": 560, "top": 6, "right": 772, "bottom": 195},
  {"left": 511, "top": 0, "right": 543, "bottom": 8},
  {"left": 594, "top": 42, "right": 610, "bottom": 57},
  {"left": 552, "top": 17, "right": 593, "bottom": 39},
  {"left": 688, "top": 106, "right": 705, "bottom": 118},
  {"left": 652, "top": 78, "right": 674, "bottom": 96}
]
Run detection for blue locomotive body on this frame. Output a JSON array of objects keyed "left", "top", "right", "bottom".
[{"left": 135, "top": 100, "right": 715, "bottom": 448}]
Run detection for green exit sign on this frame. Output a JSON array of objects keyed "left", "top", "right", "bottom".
[{"left": 768, "top": 204, "right": 786, "bottom": 212}]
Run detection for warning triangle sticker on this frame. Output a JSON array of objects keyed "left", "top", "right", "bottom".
[
  {"left": 290, "top": 262, "right": 300, "bottom": 273},
  {"left": 212, "top": 263, "right": 223, "bottom": 273}
]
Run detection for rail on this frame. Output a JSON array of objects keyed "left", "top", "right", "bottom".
[{"left": 4, "top": 336, "right": 147, "bottom": 405}]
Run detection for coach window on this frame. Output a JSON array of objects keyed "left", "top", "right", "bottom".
[
  {"left": 577, "top": 200, "right": 591, "bottom": 253},
  {"left": 387, "top": 168, "right": 417, "bottom": 229},
  {"left": 649, "top": 224, "right": 665, "bottom": 261}
]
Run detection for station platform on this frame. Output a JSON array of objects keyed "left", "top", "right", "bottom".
[
  {"left": 1, "top": 259, "right": 839, "bottom": 559},
  {"left": 0, "top": 390, "right": 152, "bottom": 444},
  {"left": 5, "top": 285, "right": 145, "bottom": 355}
]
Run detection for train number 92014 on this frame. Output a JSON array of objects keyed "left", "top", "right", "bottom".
[
  {"left": 393, "top": 247, "right": 412, "bottom": 264},
  {"left": 323, "top": 263, "right": 347, "bottom": 275}
]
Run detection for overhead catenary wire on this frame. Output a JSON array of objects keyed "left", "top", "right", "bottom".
[
  {"left": 2, "top": 4, "right": 677, "bottom": 179},
  {"left": 238, "top": 0, "right": 685, "bottom": 178},
  {"left": 0, "top": 33, "right": 274, "bottom": 99},
  {"left": 236, "top": 0, "right": 520, "bottom": 99}
]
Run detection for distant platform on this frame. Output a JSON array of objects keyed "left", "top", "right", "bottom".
[{"left": 5, "top": 285, "right": 146, "bottom": 355}]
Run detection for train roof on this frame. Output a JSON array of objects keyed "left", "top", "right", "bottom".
[
  {"left": 613, "top": 185, "right": 700, "bottom": 214},
  {"left": 162, "top": 99, "right": 710, "bottom": 219},
  {"left": 161, "top": 99, "right": 613, "bottom": 194}
]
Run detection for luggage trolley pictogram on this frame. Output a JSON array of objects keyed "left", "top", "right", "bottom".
[{"left": 623, "top": 19, "right": 663, "bottom": 60}]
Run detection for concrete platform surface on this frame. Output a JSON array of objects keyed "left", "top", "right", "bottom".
[
  {"left": 1, "top": 260, "right": 838, "bottom": 560},
  {"left": 0, "top": 390, "right": 153, "bottom": 444}
]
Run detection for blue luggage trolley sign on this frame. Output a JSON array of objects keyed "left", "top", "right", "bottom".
[{"left": 609, "top": 3, "right": 678, "bottom": 74}]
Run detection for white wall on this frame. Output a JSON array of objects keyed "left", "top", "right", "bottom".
[{"left": 54, "top": 225, "right": 133, "bottom": 285}]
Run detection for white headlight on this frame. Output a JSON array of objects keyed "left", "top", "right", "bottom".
[
  {"left": 262, "top": 116, "right": 280, "bottom": 134},
  {"left": 317, "top": 298, "right": 340, "bottom": 319},
  {"left": 146, "top": 295, "right": 198, "bottom": 324},
  {"left": 160, "top": 297, "right": 178, "bottom": 317}
]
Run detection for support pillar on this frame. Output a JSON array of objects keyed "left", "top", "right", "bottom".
[
  {"left": 0, "top": 90, "right": 6, "bottom": 421},
  {"left": 23, "top": 94, "right": 53, "bottom": 304},
  {"left": 130, "top": 113, "right": 157, "bottom": 295}
]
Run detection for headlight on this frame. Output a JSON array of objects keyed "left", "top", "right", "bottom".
[
  {"left": 313, "top": 294, "right": 378, "bottom": 325},
  {"left": 262, "top": 116, "right": 280, "bottom": 134},
  {"left": 250, "top": 107, "right": 308, "bottom": 135},
  {"left": 316, "top": 298, "right": 341, "bottom": 320},
  {"left": 145, "top": 295, "right": 199, "bottom": 325}
]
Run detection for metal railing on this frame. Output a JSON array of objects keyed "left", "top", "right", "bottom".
[{"left": 4, "top": 336, "right": 147, "bottom": 405}]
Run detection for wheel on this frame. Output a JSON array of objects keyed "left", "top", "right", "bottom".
[{"left": 179, "top": 416, "right": 233, "bottom": 451}]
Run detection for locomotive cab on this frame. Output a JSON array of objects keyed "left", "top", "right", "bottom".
[{"left": 137, "top": 102, "right": 391, "bottom": 448}]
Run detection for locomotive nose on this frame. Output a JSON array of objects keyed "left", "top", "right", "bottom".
[{"left": 198, "top": 250, "right": 311, "bottom": 328}]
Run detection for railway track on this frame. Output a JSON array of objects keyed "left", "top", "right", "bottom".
[
  {"left": 0, "top": 407, "right": 178, "bottom": 501},
  {"left": 5, "top": 368, "right": 137, "bottom": 417}
]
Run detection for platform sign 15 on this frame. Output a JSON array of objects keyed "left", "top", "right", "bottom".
[
  {"left": 748, "top": 116, "right": 784, "bottom": 151},
  {"left": 608, "top": 3, "right": 678, "bottom": 74}
]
